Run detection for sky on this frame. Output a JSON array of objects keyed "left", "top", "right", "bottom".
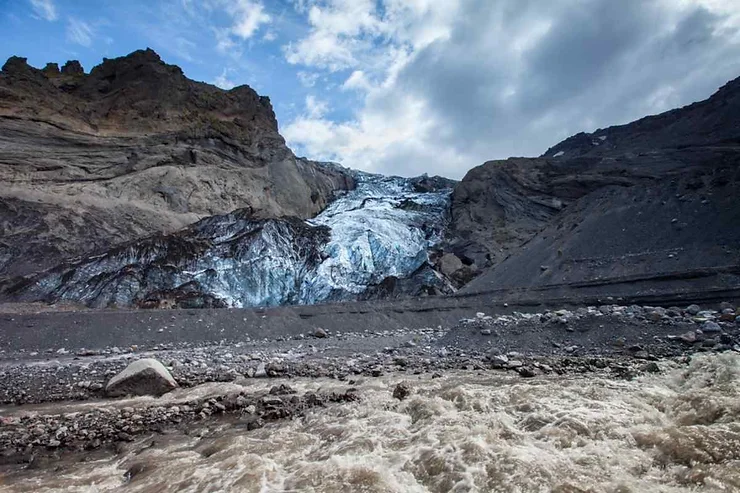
[{"left": 1, "top": 0, "right": 740, "bottom": 179}]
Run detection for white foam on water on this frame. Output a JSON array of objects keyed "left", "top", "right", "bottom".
[{"left": 3, "top": 353, "right": 739, "bottom": 492}]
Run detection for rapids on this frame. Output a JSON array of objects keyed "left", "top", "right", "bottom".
[{"left": 2, "top": 353, "right": 739, "bottom": 492}]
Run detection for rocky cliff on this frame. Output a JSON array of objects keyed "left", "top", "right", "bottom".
[
  {"left": 450, "top": 76, "right": 740, "bottom": 302},
  {"left": 0, "top": 49, "right": 353, "bottom": 279}
]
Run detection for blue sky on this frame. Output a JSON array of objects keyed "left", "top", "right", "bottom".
[{"left": 2, "top": 0, "right": 740, "bottom": 178}]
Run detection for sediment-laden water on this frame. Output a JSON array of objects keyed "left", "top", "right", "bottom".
[{"left": 2, "top": 353, "right": 739, "bottom": 492}]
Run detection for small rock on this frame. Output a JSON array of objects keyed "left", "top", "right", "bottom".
[
  {"left": 393, "top": 382, "right": 411, "bottom": 400},
  {"left": 253, "top": 363, "right": 269, "bottom": 379},
  {"left": 719, "top": 302, "right": 735, "bottom": 312},
  {"left": 642, "top": 362, "right": 660, "bottom": 373},
  {"left": 686, "top": 304, "right": 701, "bottom": 315},
  {"left": 702, "top": 321, "right": 722, "bottom": 334},
  {"left": 266, "top": 362, "right": 284, "bottom": 376},
  {"left": 488, "top": 354, "right": 508, "bottom": 369},
  {"left": 679, "top": 331, "right": 697, "bottom": 344},
  {"left": 517, "top": 367, "right": 536, "bottom": 378},
  {"left": 313, "top": 328, "right": 328, "bottom": 338},
  {"left": 633, "top": 351, "right": 650, "bottom": 360},
  {"left": 480, "top": 329, "right": 492, "bottom": 336}
]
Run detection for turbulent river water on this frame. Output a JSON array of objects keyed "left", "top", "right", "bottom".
[{"left": 3, "top": 353, "right": 739, "bottom": 492}]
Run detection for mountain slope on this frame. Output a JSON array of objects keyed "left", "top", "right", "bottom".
[
  {"left": 0, "top": 49, "right": 353, "bottom": 279},
  {"left": 452, "top": 76, "right": 740, "bottom": 301}
]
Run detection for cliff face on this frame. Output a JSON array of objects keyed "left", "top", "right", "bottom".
[
  {"left": 0, "top": 49, "right": 353, "bottom": 279},
  {"left": 450, "top": 76, "right": 740, "bottom": 302}
]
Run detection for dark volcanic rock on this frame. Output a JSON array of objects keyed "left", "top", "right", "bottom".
[
  {"left": 450, "top": 75, "right": 740, "bottom": 302},
  {"left": 0, "top": 49, "right": 353, "bottom": 279}
]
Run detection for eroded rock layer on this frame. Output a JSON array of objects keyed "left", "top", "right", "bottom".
[{"left": 0, "top": 49, "right": 353, "bottom": 279}]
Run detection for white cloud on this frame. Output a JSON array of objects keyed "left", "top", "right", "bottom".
[
  {"left": 29, "top": 0, "right": 57, "bottom": 21},
  {"left": 283, "top": 0, "right": 385, "bottom": 71},
  {"left": 215, "top": 27, "right": 239, "bottom": 55},
  {"left": 213, "top": 69, "right": 237, "bottom": 90},
  {"left": 304, "top": 95, "right": 329, "bottom": 118},
  {"left": 66, "top": 18, "right": 94, "bottom": 47},
  {"left": 283, "top": 0, "right": 740, "bottom": 178},
  {"left": 342, "top": 70, "right": 370, "bottom": 91},
  {"left": 297, "top": 71, "right": 319, "bottom": 87},
  {"left": 230, "top": 0, "right": 271, "bottom": 39},
  {"left": 207, "top": 0, "right": 271, "bottom": 54}
]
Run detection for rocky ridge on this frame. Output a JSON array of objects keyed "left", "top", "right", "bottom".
[
  {"left": 446, "top": 75, "right": 740, "bottom": 301},
  {"left": 0, "top": 49, "right": 353, "bottom": 279}
]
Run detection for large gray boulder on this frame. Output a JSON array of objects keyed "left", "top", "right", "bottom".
[{"left": 106, "top": 358, "right": 178, "bottom": 397}]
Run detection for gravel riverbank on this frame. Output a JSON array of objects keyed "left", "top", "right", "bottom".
[{"left": 0, "top": 302, "right": 738, "bottom": 465}]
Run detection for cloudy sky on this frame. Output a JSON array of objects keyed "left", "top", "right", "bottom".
[{"left": 2, "top": 0, "right": 740, "bottom": 178}]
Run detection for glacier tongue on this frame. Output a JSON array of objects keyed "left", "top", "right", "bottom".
[
  {"left": 303, "top": 170, "right": 451, "bottom": 302},
  {"left": 4, "top": 167, "right": 453, "bottom": 308}
]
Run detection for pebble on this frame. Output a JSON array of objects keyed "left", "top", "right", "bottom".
[
  {"left": 686, "top": 304, "right": 701, "bottom": 315},
  {"left": 679, "top": 331, "right": 697, "bottom": 343},
  {"left": 489, "top": 355, "right": 508, "bottom": 369}
]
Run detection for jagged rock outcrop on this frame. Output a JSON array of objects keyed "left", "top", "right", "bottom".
[
  {"left": 452, "top": 76, "right": 740, "bottom": 302},
  {"left": 0, "top": 49, "right": 353, "bottom": 279}
]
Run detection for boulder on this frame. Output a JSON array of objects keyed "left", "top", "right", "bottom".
[
  {"left": 105, "top": 359, "right": 178, "bottom": 397},
  {"left": 438, "top": 253, "right": 464, "bottom": 277}
]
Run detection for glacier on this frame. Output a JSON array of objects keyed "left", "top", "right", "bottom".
[{"left": 4, "top": 167, "right": 454, "bottom": 308}]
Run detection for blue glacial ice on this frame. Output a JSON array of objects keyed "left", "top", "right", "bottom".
[{"left": 9, "top": 166, "right": 453, "bottom": 308}]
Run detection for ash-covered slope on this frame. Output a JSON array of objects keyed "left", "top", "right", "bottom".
[
  {"left": 0, "top": 49, "right": 353, "bottom": 279},
  {"left": 3, "top": 170, "right": 453, "bottom": 308},
  {"left": 452, "top": 76, "right": 740, "bottom": 302}
]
